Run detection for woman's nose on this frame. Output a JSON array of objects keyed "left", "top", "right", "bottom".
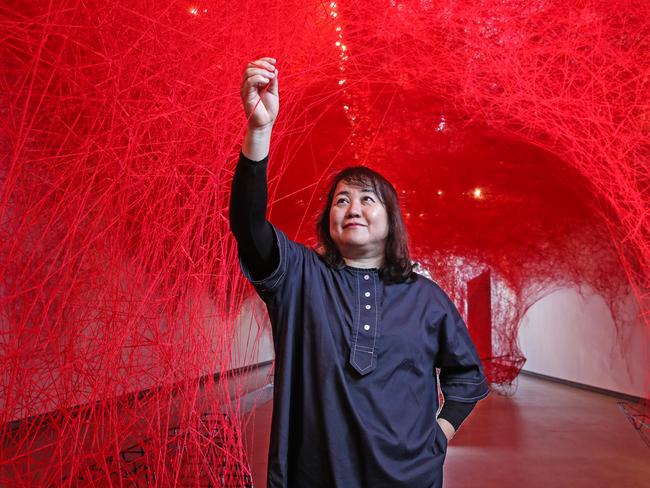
[{"left": 346, "top": 200, "right": 361, "bottom": 217}]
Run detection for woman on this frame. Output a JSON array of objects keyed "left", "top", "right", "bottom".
[{"left": 229, "top": 57, "right": 489, "bottom": 488}]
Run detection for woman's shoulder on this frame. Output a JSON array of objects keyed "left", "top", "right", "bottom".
[
  {"left": 278, "top": 232, "right": 332, "bottom": 271},
  {"left": 408, "top": 267, "right": 454, "bottom": 307}
]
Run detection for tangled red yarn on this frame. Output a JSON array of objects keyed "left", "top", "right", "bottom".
[{"left": 1, "top": 0, "right": 648, "bottom": 484}]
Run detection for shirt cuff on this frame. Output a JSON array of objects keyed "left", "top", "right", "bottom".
[
  {"left": 238, "top": 223, "right": 295, "bottom": 302},
  {"left": 239, "top": 150, "right": 269, "bottom": 165},
  {"left": 440, "top": 375, "right": 490, "bottom": 402}
]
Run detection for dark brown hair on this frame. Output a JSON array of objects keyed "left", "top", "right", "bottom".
[{"left": 316, "top": 166, "right": 415, "bottom": 284}]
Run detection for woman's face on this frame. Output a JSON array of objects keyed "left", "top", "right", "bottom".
[{"left": 329, "top": 180, "right": 389, "bottom": 259}]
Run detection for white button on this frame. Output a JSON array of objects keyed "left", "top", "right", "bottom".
[
  {"left": 365, "top": 304, "right": 371, "bottom": 310},
  {"left": 365, "top": 292, "right": 371, "bottom": 297},
  {"left": 364, "top": 274, "right": 370, "bottom": 280},
  {"left": 363, "top": 324, "right": 370, "bottom": 331}
]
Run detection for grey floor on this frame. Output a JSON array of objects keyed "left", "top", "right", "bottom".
[{"left": 242, "top": 373, "right": 650, "bottom": 488}]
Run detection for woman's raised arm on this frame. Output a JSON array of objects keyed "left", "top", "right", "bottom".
[{"left": 229, "top": 57, "right": 280, "bottom": 281}]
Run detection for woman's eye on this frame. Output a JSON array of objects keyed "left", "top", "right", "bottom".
[
  {"left": 336, "top": 198, "right": 348, "bottom": 205},
  {"left": 363, "top": 196, "right": 375, "bottom": 202}
]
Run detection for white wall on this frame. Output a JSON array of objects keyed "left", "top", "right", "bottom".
[
  {"left": 228, "top": 294, "right": 274, "bottom": 371},
  {"left": 517, "top": 286, "right": 648, "bottom": 398},
  {"left": 2, "top": 290, "right": 275, "bottom": 423}
]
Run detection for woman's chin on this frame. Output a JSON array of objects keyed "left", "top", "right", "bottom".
[{"left": 337, "top": 237, "right": 371, "bottom": 250}]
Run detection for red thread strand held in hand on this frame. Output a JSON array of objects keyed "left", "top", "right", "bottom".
[{"left": 1, "top": 0, "right": 648, "bottom": 484}]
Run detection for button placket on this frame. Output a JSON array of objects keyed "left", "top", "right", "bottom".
[{"left": 350, "top": 271, "right": 380, "bottom": 375}]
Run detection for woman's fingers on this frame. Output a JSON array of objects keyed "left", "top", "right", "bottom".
[
  {"left": 239, "top": 58, "right": 279, "bottom": 127},
  {"left": 267, "top": 69, "right": 278, "bottom": 96},
  {"left": 243, "top": 67, "right": 276, "bottom": 82},
  {"left": 247, "top": 60, "right": 276, "bottom": 73},
  {"left": 241, "top": 74, "right": 272, "bottom": 93},
  {"left": 242, "top": 58, "right": 277, "bottom": 83},
  {"left": 241, "top": 75, "right": 278, "bottom": 98},
  {"left": 256, "top": 57, "right": 276, "bottom": 66},
  {"left": 250, "top": 74, "right": 271, "bottom": 85}
]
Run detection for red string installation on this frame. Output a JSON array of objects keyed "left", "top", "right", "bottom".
[{"left": 1, "top": 0, "right": 648, "bottom": 484}]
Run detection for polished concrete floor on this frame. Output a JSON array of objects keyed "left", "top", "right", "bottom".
[{"left": 242, "top": 374, "right": 650, "bottom": 488}]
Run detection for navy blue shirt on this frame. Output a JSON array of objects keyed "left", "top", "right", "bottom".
[
  {"left": 229, "top": 153, "right": 478, "bottom": 433},
  {"left": 238, "top": 220, "right": 490, "bottom": 488}
]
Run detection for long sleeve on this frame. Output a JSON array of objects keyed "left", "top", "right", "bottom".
[
  {"left": 438, "top": 399, "right": 477, "bottom": 431},
  {"left": 229, "top": 151, "right": 279, "bottom": 281}
]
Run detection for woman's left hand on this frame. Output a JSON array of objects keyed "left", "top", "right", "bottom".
[{"left": 437, "top": 418, "right": 455, "bottom": 442}]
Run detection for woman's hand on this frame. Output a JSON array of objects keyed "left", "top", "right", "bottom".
[
  {"left": 240, "top": 57, "right": 279, "bottom": 131},
  {"left": 437, "top": 418, "right": 455, "bottom": 442}
]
